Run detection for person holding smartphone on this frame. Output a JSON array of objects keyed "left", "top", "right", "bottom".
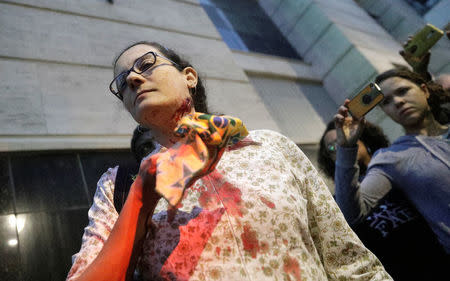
[
  {"left": 399, "top": 24, "right": 444, "bottom": 82},
  {"left": 398, "top": 23, "right": 450, "bottom": 91},
  {"left": 319, "top": 121, "right": 446, "bottom": 279},
  {"left": 334, "top": 68, "right": 450, "bottom": 278}
]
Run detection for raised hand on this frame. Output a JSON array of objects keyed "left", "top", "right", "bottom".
[
  {"left": 334, "top": 99, "right": 366, "bottom": 147},
  {"left": 399, "top": 35, "right": 430, "bottom": 75}
]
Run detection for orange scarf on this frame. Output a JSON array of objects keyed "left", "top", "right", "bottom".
[{"left": 152, "top": 113, "right": 248, "bottom": 206}]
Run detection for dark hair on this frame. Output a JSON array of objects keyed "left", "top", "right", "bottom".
[
  {"left": 375, "top": 68, "right": 450, "bottom": 124},
  {"left": 318, "top": 120, "right": 390, "bottom": 179},
  {"left": 114, "top": 41, "right": 209, "bottom": 113},
  {"left": 130, "top": 125, "right": 155, "bottom": 162}
]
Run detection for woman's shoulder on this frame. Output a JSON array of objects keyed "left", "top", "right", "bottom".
[
  {"left": 248, "top": 129, "right": 286, "bottom": 138},
  {"left": 372, "top": 132, "right": 435, "bottom": 162},
  {"left": 93, "top": 166, "right": 119, "bottom": 198},
  {"left": 248, "top": 129, "right": 296, "bottom": 146},
  {"left": 245, "top": 129, "right": 309, "bottom": 164},
  {"left": 369, "top": 144, "right": 411, "bottom": 168},
  {"left": 99, "top": 166, "right": 119, "bottom": 185}
]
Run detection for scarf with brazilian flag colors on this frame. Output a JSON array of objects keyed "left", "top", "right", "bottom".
[{"left": 153, "top": 112, "right": 249, "bottom": 206}]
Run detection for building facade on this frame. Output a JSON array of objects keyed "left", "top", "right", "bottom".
[{"left": 0, "top": 0, "right": 449, "bottom": 279}]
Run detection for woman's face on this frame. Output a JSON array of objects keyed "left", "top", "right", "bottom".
[
  {"left": 379, "top": 77, "right": 430, "bottom": 127},
  {"left": 114, "top": 44, "right": 196, "bottom": 130}
]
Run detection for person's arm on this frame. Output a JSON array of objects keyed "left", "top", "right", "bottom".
[
  {"left": 279, "top": 133, "right": 392, "bottom": 280},
  {"left": 67, "top": 158, "right": 160, "bottom": 281},
  {"left": 332, "top": 100, "right": 392, "bottom": 225},
  {"left": 400, "top": 50, "right": 432, "bottom": 81},
  {"left": 335, "top": 145, "right": 392, "bottom": 225},
  {"left": 303, "top": 168, "right": 392, "bottom": 280}
]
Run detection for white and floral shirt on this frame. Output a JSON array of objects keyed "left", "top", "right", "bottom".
[{"left": 68, "top": 130, "right": 391, "bottom": 281}]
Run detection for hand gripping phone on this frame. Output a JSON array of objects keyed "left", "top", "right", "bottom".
[
  {"left": 404, "top": 23, "right": 444, "bottom": 58},
  {"left": 347, "top": 83, "right": 384, "bottom": 119}
]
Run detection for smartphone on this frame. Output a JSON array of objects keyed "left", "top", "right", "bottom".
[
  {"left": 347, "top": 83, "right": 384, "bottom": 119},
  {"left": 404, "top": 23, "right": 444, "bottom": 58}
]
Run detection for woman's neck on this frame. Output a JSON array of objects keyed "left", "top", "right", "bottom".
[
  {"left": 146, "top": 108, "right": 196, "bottom": 148},
  {"left": 150, "top": 126, "right": 181, "bottom": 149},
  {"left": 404, "top": 112, "right": 448, "bottom": 136}
]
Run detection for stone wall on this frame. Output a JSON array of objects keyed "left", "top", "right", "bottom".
[
  {"left": 0, "top": 0, "right": 280, "bottom": 151},
  {"left": 259, "top": 0, "right": 406, "bottom": 140},
  {"left": 355, "top": 0, "right": 450, "bottom": 74}
]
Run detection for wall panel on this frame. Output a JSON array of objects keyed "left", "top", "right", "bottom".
[
  {"left": 0, "top": 3, "right": 247, "bottom": 82},
  {"left": 249, "top": 75, "right": 336, "bottom": 143},
  {"left": 2, "top": 0, "right": 219, "bottom": 39}
]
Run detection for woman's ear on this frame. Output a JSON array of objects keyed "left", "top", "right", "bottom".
[
  {"left": 183, "top": 67, "right": 198, "bottom": 89},
  {"left": 420, "top": 83, "right": 430, "bottom": 99}
]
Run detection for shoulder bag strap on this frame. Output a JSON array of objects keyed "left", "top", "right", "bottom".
[{"left": 114, "top": 162, "right": 140, "bottom": 214}]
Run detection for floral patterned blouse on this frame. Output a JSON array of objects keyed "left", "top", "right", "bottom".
[{"left": 67, "top": 130, "right": 391, "bottom": 281}]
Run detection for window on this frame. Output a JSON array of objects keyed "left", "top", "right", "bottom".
[
  {"left": 0, "top": 150, "right": 136, "bottom": 280},
  {"left": 200, "top": 0, "right": 302, "bottom": 60},
  {"left": 404, "top": 0, "right": 440, "bottom": 15}
]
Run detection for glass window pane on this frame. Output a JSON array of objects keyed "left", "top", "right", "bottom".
[
  {"left": 201, "top": 0, "right": 302, "bottom": 59},
  {"left": 17, "top": 209, "right": 88, "bottom": 281},
  {"left": 404, "top": 0, "right": 440, "bottom": 14},
  {"left": 0, "top": 214, "right": 22, "bottom": 280},
  {"left": 79, "top": 151, "right": 136, "bottom": 198},
  {"left": 11, "top": 153, "right": 88, "bottom": 213},
  {"left": 0, "top": 157, "right": 14, "bottom": 215}
]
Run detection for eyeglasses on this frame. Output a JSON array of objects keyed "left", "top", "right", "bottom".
[
  {"left": 326, "top": 142, "right": 337, "bottom": 154},
  {"left": 109, "top": 51, "right": 179, "bottom": 100}
]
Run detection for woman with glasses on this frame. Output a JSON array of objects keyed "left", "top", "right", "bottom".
[
  {"left": 67, "top": 42, "right": 392, "bottom": 281},
  {"left": 319, "top": 121, "right": 389, "bottom": 180},
  {"left": 333, "top": 68, "right": 450, "bottom": 279}
]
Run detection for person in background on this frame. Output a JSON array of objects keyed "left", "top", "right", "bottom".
[
  {"left": 130, "top": 125, "right": 159, "bottom": 163},
  {"left": 435, "top": 73, "right": 450, "bottom": 124},
  {"left": 399, "top": 46, "right": 432, "bottom": 81},
  {"left": 436, "top": 73, "right": 450, "bottom": 91},
  {"left": 445, "top": 22, "right": 450, "bottom": 40},
  {"left": 399, "top": 32, "right": 449, "bottom": 88},
  {"left": 319, "top": 121, "right": 389, "bottom": 180},
  {"left": 334, "top": 68, "right": 450, "bottom": 280},
  {"left": 67, "top": 41, "right": 392, "bottom": 281},
  {"left": 319, "top": 120, "right": 447, "bottom": 280}
]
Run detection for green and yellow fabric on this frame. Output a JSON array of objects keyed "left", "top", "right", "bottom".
[{"left": 154, "top": 112, "right": 248, "bottom": 206}]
